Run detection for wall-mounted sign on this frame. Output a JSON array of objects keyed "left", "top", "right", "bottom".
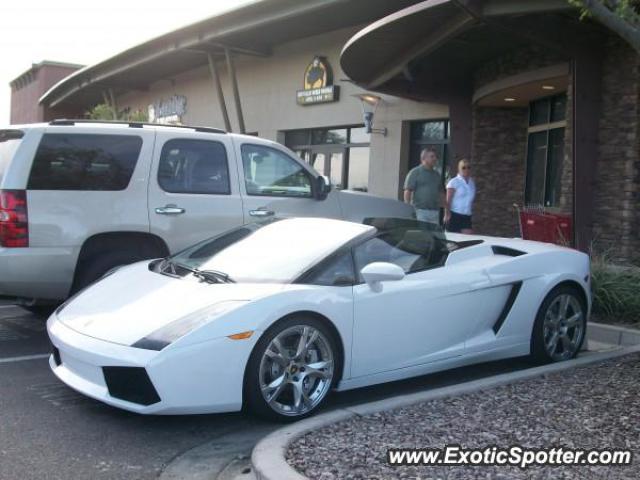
[
  {"left": 148, "top": 95, "right": 187, "bottom": 124},
  {"left": 296, "top": 56, "right": 339, "bottom": 106}
]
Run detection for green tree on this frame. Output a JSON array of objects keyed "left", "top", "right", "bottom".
[
  {"left": 86, "top": 103, "right": 149, "bottom": 122},
  {"left": 570, "top": 0, "right": 640, "bottom": 53}
]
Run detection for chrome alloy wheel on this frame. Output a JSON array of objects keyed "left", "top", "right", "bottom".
[
  {"left": 542, "top": 293, "right": 585, "bottom": 361},
  {"left": 258, "top": 325, "right": 334, "bottom": 417}
]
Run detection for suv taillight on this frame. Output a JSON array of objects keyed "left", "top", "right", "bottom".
[{"left": 0, "top": 190, "right": 28, "bottom": 248}]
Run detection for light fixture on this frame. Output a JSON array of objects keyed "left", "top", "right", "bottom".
[
  {"left": 504, "top": 97, "right": 516, "bottom": 102},
  {"left": 542, "top": 85, "right": 555, "bottom": 91},
  {"left": 353, "top": 93, "right": 387, "bottom": 135}
]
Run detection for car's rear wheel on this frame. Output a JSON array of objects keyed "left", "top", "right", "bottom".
[
  {"left": 531, "top": 285, "right": 587, "bottom": 363},
  {"left": 245, "top": 317, "right": 338, "bottom": 421}
]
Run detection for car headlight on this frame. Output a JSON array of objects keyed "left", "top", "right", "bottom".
[{"left": 131, "top": 300, "right": 249, "bottom": 351}]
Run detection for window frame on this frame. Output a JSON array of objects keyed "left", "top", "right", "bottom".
[
  {"left": 524, "top": 93, "right": 568, "bottom": 207},
  {"left": 157, "top": 138, "right": 232, "bottom": 196},
  {"left": 240, "top": 143, "right": 316, "bottom": 199},
  {"left": 284, "top": 125, "right": 370, "bottom": 191}
]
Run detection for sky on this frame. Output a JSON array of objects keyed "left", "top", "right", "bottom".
[{"left": 0, "top": 0, "right": 256, "bottom": 125}]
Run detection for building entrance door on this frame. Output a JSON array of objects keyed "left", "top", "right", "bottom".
[{"left": 308, "top": 146, "right": 347, "bottom": 190}]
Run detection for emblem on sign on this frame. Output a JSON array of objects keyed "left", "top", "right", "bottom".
[{"left": 297, "top": 56, "right": 339, "bottom": 106}]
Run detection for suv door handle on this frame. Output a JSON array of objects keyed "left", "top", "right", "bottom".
[
  {"left": 155, "top": 205, "right": 186, "bottom": 215},
  {"left": 249, "top": 209, "right": 275, "bottom": 217}
]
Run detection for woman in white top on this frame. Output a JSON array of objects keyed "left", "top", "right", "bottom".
[{"left": 444, "top": 158, "right": 476, "bottom": 234}]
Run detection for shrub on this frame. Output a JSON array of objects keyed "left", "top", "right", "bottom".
[{"left": 590, "top": 253, "right": 640, "bottom": 323}]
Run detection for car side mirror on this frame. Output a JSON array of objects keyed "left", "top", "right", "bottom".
[
  {"left": 314, "top": 175, "right": 331, "bottom": 200},
  {"left": 360, "top": 262, "right": 405, "bottom": 291}
]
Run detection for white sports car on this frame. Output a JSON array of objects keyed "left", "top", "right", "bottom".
[{"left": 47, "top": 217, "right": 590, "bottom": 420}]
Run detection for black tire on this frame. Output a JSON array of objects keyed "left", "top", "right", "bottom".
[
  {"left": 22, "top": 304, "right": 57, "bottom": 317},
  {"left": 71, "top": 250, "right": 144, "bottom": 294},
  {"left": 531, "top": 284, "right": 587, "bottom": 364},
  {"left": 244, "top": 315, "right": 341, "bottom": 422}
]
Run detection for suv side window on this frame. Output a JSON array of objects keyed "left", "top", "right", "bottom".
[
  {"left": 28, "top": 134, "right": 142, "bottom": 191},
  {"left": 353, "top": 229, "right": 447, "bottom": 281},
  {"left": 158, "top": 139, "right": 230, "bottom": 195},
  {"left": 241, "top": 144, "right": 312, "bottom": 197}
]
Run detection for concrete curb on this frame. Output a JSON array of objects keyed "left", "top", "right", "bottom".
[
  {"left": 251, "top": 342, "right": 640, "bottom": 480},
  {"left": 588, "top": 321, "right": 640, "bottom": 346}
]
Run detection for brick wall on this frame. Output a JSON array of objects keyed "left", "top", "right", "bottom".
[
  {"left": 471, "top": 106, "right": 528, "bottom": 237},
  {"left": 592, "top": 37, "right": 640, "bottom": 264}
]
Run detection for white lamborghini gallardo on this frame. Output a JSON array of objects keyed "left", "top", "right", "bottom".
[{"left": 48, "top": 217, "right": 590, "bottom": 420}]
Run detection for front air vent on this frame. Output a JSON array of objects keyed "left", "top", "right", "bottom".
[
  {"left": 103, "top": 366, "right": 161, "bottom": 405},
  {"left": 492, "top": 246, "right": 526, "bottom": 257}
]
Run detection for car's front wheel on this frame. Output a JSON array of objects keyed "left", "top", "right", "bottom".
[
  {"left": 531, "top": 285, "right": 587, "bottom": 363},
  {"left": 245, "top": 316, "right": 338, "bottom": 421}
]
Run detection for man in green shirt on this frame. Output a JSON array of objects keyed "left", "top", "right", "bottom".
[{"left": 403, "top": 147, "right": 444, "bottom": 224}]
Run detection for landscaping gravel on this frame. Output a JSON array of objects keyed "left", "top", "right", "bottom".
[{"left": 288, "top": 353, "right": 640, "bottom": 479}]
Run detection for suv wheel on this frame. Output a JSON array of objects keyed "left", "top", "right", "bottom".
[{"left": 71, "top": 251, "right": 143, "bottom": 294}]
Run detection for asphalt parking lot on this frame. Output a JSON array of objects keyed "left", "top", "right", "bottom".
[{"left": 0, "top": 304, "right": 596, "bottom": 480}]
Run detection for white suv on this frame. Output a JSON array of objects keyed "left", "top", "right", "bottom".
[{"left": 0, "top": 120, "right": 413, "bottom": 304}]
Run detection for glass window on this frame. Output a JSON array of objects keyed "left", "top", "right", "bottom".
[
  {"left": 241, "top": 144, "right": 312, "bottom": 197},
  {"left": 525, "top": 93, "right": 568, "bottom": 207},
  {"left": 304, "top": 252, "right": 355, "bottom": 286},
  {"left": 0, "top": 130, "right": 23, "bottom": 184},
  {"left": 411, "top": 121, "right": 446, "bottom": 141},
  {"left": 544, "top": 128, "right": 565, "bottom": 206},
  {"left": 347, "top": 146, "right": 370, "bottom": 192},
  {"left": 525, "top": 131, "right": 548, "bottom": 205},
  {"left": 28, "top": 134, "right": 142, "bottom": 191},
  {"left": 284, "top": 130, "right": 310, "bottom": 148},
  {"left": 353, "top": 228, "right": 448, "bottom": 280},
  {"left": 529, "top": 94, "right": 566, "bottom": 126},
  {"left": 311, "top": 128, "right": 347, "bottom": 145},
  {"left": 158, "top": 139, "right": 230, "bottom": 195},
  {"left": 408, "top": 120, "right": 450, "bottom": 186},
  {"left": 529, "top": 98, "right": 550, "bottom": 126},
  {"left": 550, "top": 95, "right": 567, "bottom": 123},
  {"left": 329, "top": 152, "right": 345, "bottom": 190}
]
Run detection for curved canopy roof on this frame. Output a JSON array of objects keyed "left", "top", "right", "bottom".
[
  {"left": 340, "top": 0, "right": 601, "bottom": 100},
  {"left": 40, "top": 0, "right": 422, "bottom": 109}
]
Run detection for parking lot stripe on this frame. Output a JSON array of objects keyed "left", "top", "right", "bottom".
[{"left": 0, "top": 353, "right": 50, "bottom": 364}]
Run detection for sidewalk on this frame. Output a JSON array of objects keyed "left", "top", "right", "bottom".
[{"left": 287, "top": 351, "right": 640, "bottom": 480}]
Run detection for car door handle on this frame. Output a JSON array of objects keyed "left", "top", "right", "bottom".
[
  {"left": 249, "top": 209, "right": 275, "bottom": 217},
  {"left": 155, "top": 205, "right": 186, "bottom": 215}
]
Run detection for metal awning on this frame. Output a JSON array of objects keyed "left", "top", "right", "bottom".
[
  {"left": 339, "top": 0, "right": 600, "bottom": 100},
  {"left": 40, "top": 0, "right": 423, "bottom": 109}
]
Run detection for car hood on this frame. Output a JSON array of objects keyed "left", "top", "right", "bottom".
[
  {"left": 336, "top": 189, "right": 414, "bottom": 222},
  {"left": 56, "top": 261, "right": 285, "bottom": 346}
]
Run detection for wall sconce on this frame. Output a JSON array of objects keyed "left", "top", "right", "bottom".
[{"left": 353, "top": 93, "right": 387, "bottom": 136}]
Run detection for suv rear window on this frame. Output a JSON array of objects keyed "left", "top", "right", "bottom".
[
  {"left": 0, "top": 130, "right": 24, "bottom": 184},
  {"left": 28, "top": 133, "right": 143, "bottom": 191}
]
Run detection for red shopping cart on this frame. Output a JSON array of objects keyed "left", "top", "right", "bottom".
[{"left": 514, "top": 204, "right": 573, "bottom": 245}]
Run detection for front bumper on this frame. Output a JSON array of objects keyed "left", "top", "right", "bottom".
[{"left": 47, "top": 317, "right": 248, "bottom": 414}]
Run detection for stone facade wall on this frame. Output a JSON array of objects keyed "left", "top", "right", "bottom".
[
  {"left": 474, "top": 45, "right": 568, "bottom": 91},
  {"left": 592, "top": 36, "right": 640, "bottom": 264},
  {"left": 470, "top": 46, "right": 574, "bottom": 238},
  {"left": 471, "top": 106, "right": 528, "bottom": 237}
]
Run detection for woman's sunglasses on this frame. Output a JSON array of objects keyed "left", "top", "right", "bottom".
[{"left": 461, "top": 165, "right": 471, "bottom": 170}]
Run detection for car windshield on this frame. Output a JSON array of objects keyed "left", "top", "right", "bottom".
[{"left": 168, "top": 218, "right": 374, "bottom": 284}]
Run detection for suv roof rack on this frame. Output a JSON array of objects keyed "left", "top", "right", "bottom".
[{"left": 49, "top": 119, "right": 226, "bottom": 134}]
